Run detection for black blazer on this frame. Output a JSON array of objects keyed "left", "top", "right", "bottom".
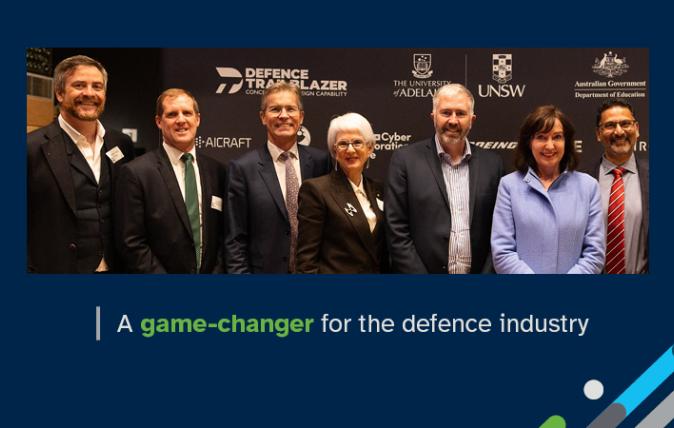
[
  {"left": 385, "top": 139, "right": 504, "bottom": 273},
  {"left": 296, "top": 170, "right": 388, "bottom": 274},
  {"left": 115, "top": 147, "right": 226, "bottom": 273},
  {"left": 588, "top": 155, "right": 649, "bottom": 272},
  {"left": 226, "top": 144, "right": 332, "bottom": 273},
  {"left": 27, "top": 120, "right": 135, "bottom": 273}
]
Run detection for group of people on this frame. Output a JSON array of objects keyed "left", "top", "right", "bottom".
[{"left": 27, "top": 55, "right": 649, "bottom": 274}]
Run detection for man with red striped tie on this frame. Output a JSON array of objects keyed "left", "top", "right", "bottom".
[{"left": 592, "top": 100, "right": 648, "bottom": 274}]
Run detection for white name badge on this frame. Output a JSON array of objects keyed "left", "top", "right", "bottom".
[
  {"left": 376, "top": 197, "right": 384, "bottom": 212},
  {"left": 211, "top": 196, "right": 223, "bottom": 211},
  {"left": 105, "top": 146, "right": 125, "bottom": 163}
]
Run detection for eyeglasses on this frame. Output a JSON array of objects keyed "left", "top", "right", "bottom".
[
  {"left": 600, "top": 120, "right": 637, "bottom": 131},
  {"left": 266, "top": 105, "right": 300, "bottom": 115},
  {"left": 335, "top": 140, "right": 366, "bottom": 151}
]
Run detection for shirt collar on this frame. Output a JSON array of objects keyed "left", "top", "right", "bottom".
[
  {"left": 347, "top": 175, "right": 366, "bottom": 195},
  {"left": 58, "top": 114, "right": 106, "bottom": 146},
  {"left": 601, "top": 152, "right": 637, "bottom": 175},
  {"left": 163, "top": 141, "right": 197, "bottom": 166},
  {"left": 434, "top": 135, "right": 472, "bottom": 165},
  {"left": 268, "top": 140, "right": 299, "bottom": 161}
]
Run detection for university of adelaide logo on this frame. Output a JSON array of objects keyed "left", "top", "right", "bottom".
[
  {"left": 492, "top": 54, "right": 512, "bottom": 84},
  {"left": 412, "top": 54, "right": 433, "bottom": 79},
  {"left": 592, "top": 51, "right": 629, "bottom": 78}
]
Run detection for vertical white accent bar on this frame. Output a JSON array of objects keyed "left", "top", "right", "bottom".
[{"left": 96, "top": 306, "right": 101, "bottom": 342}]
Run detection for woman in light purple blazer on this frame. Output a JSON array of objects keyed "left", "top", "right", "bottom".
[{"left": 491, "top": 105, "right": 605, "bottom": 274}]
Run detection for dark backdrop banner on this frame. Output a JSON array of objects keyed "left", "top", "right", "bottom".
[{"left": 162, "top": 48, "right": 648, "bottom": 179}]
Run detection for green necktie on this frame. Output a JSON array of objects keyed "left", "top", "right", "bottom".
[{"left": 181, "top": 153, "right": 201, "bottom": 270}]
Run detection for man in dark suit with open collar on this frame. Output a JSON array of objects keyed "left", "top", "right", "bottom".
[
  {"left": 385, "top": 83, "right": 503, "bottom": 274},
  {"left": 27, "top": 55, "right": 135, "bottom": 273},
  {"left": 589, "top": 99, "right": 648, "bottom": 273},
  {"left": 226, "top": 81, "right": 331, "bottom": 273},
  {"left": 115, "top": 89, "right": 226, "bottom": 273}
]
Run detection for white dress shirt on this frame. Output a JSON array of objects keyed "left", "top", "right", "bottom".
[
  {"left": 348, "top": 176, "right": 377, "bottom": 233},
  {"left": 436, "top": 136, "right": 472, "bottom": 274},
  {"left": 58, "top": 114, "right": 106, "bottom": 183}
]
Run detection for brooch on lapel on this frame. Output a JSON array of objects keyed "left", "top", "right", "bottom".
[
  {"left": 376, "top": 193, "right": 384, "bottom": 212},
  {"left": 344, "top": 202, "right": 358, "bottom": 217}
]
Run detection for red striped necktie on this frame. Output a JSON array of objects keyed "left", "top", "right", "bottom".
[{"left": 605, "top": 167, "right": 626, "bottom": 274}]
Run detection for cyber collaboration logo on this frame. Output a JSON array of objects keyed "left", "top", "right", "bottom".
[
  {"left": 412, "top": 53, "right": 433, "bottom": 79},
  {"left": 297, "top": 126, "right": 311, "bottom": 146},
  {"left": 592, "top": 51, "right": 629, "bottom": 78},
  {"left": 373, "top": 131, "right": 412, "bottom": 154},
  {"left": 492, "top": 53, "right": 512, "bottom": 84}
]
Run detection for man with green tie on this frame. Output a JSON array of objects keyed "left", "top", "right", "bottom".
[{"left": 115, "top": 88, "right": 226, "bottom": 273}]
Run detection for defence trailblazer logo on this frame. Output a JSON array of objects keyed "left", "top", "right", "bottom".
[
  {"left": 215, "top": 67, "right": 347, "bottom": 97},
  {"left": 492, "top": 54, "right": 512, "bottom": 84},
  {"left": 215, "top": 67, "right": 244, "bottom": 94},
  {"left": 478, "top": 53, "right": 526, "bottom": 98},
  {"left": 412, "top": 54, "right": 433, "bottom": 79},
  {"left": 592, "top": 51, "right": 629, "bottom": 78}
]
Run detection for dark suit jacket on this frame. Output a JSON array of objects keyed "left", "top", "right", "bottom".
[
  {"left": 296, "top": 170, "right": 388, "bottom": 274},
  {"left": 226, "top": 144, "right": 332, "bottom": 273},
  {"left": 27, "top": 120, "right": 135, "bottom": 273},
  {"left": 115, "top": 147, "right": 226, "bottom": 273},
  {"left": 385, "top": 138, "right": 504, "bottom": 273},
  {"left": 588, "top": 154, "right": 649, "bottom": 273}
]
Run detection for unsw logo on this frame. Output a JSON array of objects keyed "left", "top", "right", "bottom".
[{"left": 478, "top": 53, "right": 526, "bottom": 98}]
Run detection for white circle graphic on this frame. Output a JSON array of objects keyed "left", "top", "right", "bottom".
[{"left": 583, "top": 379, "right": 604, "bottom": 400}]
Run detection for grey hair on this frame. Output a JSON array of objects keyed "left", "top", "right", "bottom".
[
  {"left": 432, "top": 83, "right": 475, "bottom": 114},
  {"left": 326, "top": 112, "right": 375, "bottom": 157},
  {"left": 260, "top": 81, "right": 303, "bottom": 111}
]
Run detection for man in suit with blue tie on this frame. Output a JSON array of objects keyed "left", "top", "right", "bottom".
[
  {"left": 226, "top": 81, "right": 332, "bottom": 273},
  {"left": 385, "top": 83, "right": 503, "bottom": 274},
  {"left": 115, "top": 89, "right": 226, "bottom": 273}
]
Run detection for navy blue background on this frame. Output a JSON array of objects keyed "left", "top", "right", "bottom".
[{"left": 9, "top": 2, "right": 672, "bottom": 427}]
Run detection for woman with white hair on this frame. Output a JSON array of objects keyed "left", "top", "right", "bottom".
[{"left": 295, "top": 113, "right": 388, "bottom": 273}]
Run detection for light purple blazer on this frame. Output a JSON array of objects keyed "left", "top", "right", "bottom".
[{"left": 491, "top": 168, "right": 605, "bottom": 274}]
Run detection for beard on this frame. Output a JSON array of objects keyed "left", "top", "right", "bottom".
[
  {"left": 61, "top": 97, "right": 105, "bottom": 121},
  {"left": 439, "top": 127, "right": 467, "bottom": 147}
]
